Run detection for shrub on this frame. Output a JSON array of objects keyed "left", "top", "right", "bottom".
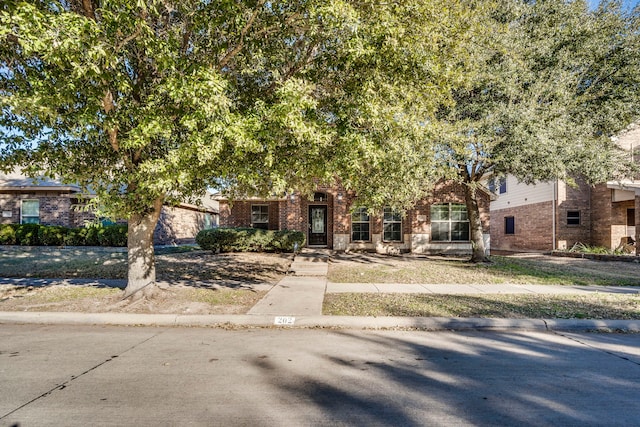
[
  {"left": 97, "top": 224, "right": 128, "bottom": 247},
  {"left": 14, "top": 223, "right": 41, "bottom": 245},
  {"left": 0, "top": 224, "right": 128, "bottom": 247},
  {"left": 64, "top": 227, "right": 88, "bottom": 246},
  {"left": 38, "top": 225, "right": 68, "bottom": 246},
  {"left": 272, "top": 230, "right": 306, "bottom": 252},
  {"left": 196, "top": 227, "right": 305, "bottom": 253},
  {"left": 83, "top": 225, "right": 102, "bottom": 246},
  {"left": 0, "top": 224, "right": 18, "bottom": 245},
  {"left": 197, "top": 228, "right": 243, "bottom": 252}
]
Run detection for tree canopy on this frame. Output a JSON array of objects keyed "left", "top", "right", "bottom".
[
  {"left": 2, "top": 0, "right": 639, "bottom": 290},
  {"left": 430, "top": 0, "right": 640, "bottom": 261},
  {"left": 0, "top": 0, "right": 475, "bottom": 294}
]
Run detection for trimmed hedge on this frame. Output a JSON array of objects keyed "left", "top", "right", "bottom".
[
  {"left": 196, "top": 227, "right": 305, "bottom": 253},
  {"left": 0, "top": 223, "right": 128, "bottom": 247}
]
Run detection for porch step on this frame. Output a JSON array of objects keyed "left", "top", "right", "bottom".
[{"left": 288, "top": 249, "right": 330, "bottom": 276}]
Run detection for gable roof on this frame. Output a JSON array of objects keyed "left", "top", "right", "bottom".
[{"left": 0, "top": 170, "right": 81, "bottom": 193}]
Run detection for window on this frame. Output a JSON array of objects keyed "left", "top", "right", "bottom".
[
  {"left": 313, "top": 192, "right": 327, "bottom": 202},
  {"left": 567, "top": 211, "right": 580, "bottom": 226},
  {"left": 383, "top": 207, "right": 402, "bottom": 242},
  {"left": 251, "top": 205, "right": 269, "bottom": 229},
  {"left": 204, "top": 213, "right": 214, "bottom": 230},
  {"left": 21, "top": 200, "right": 40, "bottom": 224},
  {"left": 505, "top": 216, "right": 515, "bottom": 235},
  {"left": 431, "top": 203, "right": 469, "bottom": 242},
  {"left": 351, "top": 207, "right": 370, "bottom": 241},
  {"left": 488, "top": 177, "right": 507, "bottom": 194}
]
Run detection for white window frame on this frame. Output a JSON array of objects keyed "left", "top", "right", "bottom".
[
  {"left": 21, "top": 199, "right": 40, "bottom": 224},
  {"left": 251, "top": 205, "right": 269, "bottom": 229},
  {"left": 351, "top": 207, "right": 371, "bottom": 242},
  {"left": 382, "top": 207, "right": 402, "bottom": 242},
  {"left": 489, "top": 177, "right": 507, "bottom": 194},
  {"left": 430, "top": 203, "right": 469, "bottom": 242}
]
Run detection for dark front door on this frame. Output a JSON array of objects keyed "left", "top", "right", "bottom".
[{"left": 308, "top": 205, "right": 328, "bottom": 246}]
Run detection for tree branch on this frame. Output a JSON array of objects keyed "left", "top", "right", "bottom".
[{"left": 218, "top": 0, "right": 266, "bottom": 70}]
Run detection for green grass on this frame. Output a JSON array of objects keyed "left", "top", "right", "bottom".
[
  {"left": 328, "top": 255, "right": 640, "bottom": 286},
  {"left": 323, "top": 293, "right": 640, "bottom": 319}
]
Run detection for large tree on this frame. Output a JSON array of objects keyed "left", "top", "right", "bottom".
[
  {"left": 0, "top": 0, "right": 348, "bottom": 297},
  {"left": 0, "top": 1, "right": 474, "bottom": 295},
  {"left": 432, "top": 0, "right": 640, "bottom": 261}
]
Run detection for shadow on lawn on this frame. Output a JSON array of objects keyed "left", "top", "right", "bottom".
[{"left": 0, "top": 250, "right": 292, "bottom": 291}]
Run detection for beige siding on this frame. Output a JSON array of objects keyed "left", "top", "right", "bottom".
[{"left": 490, "top": 176, "right": 555, "bottom": 211}]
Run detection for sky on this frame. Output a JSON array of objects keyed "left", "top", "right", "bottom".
[{"left": 589, "top": 0, "right": 640, "bottom": 9}]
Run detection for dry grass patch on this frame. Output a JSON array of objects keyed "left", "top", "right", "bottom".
[
  {"left": 0, "top": 246, "right": 292, "bottom": 284},
  {"left": 0, "top": 284, "right": 267, "bottom": 314},
  {"left": 328, "top": 253, "right": 640, "bottom": 286},
  {"left": 0, "top": 246, "right": 288, "bottom": 314},
  {"left": 323, "top": 293, "right": 640, "bottom": 319}
]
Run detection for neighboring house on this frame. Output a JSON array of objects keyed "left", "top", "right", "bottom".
[
  {"left": 489, "top": 125, "right": 640, "bottom": 254},
  {"left": 0, "top": 171, "right": 219, "bottom": 245},
  {"left": 218, "top": 180, "right": 491, "bottom": 254}
]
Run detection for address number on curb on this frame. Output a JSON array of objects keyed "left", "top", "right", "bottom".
[{"left": 274, "top": 316, "right": 296, "bottom": 326}]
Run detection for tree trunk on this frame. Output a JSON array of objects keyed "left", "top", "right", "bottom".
[
  {"left": 123, "top": 197, "right": 164, "bottom": 298},
  {"left": 463, "top": 183, "right": 489, "bottom": 263}
]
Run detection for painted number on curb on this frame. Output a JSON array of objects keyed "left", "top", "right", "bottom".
[{"left": 274, "top": 316, "right": 296, "bottom": 326}]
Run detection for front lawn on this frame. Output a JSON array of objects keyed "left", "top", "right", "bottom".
[
  {"left": 328, "top": 253, "right": 640, "bottom": 286},
  {"left": 323, "top": 293, "right": 640, "bottom": 320}
]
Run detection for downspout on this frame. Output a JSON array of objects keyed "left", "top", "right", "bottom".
[{"left": 552, "top": 179, "right": 557, "bottom": 251}]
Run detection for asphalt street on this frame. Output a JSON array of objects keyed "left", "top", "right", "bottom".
[{"left": 1, "top": 325, "right": 639, "bottom": 426}]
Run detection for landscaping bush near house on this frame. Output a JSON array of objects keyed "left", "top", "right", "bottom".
[
  {"left": 0, "top": 224, "right": 127, "bottom": 247},
  {"left": 96, "top": 224, "right": 128, "bottom": 247},
  {"left": 38, "top": 225, "right": 67, "bottom": 246},
  {"left": 567, "top": 242, "right": 628, "bottom": 256},
  {"left": 14, "top": 223, "right": 41, "bottom": 245},
  {"left": 196, "top": 227, "right": 305, "bottom": 253},
  {"left": 0, "top": 224, "right": 18, "bottom": 245}
]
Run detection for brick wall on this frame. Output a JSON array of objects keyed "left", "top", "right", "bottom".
[
  {"left": 590, "top": 184, "right": 613, "bottom": 248},
  {"left": 636, "top": 196, "right": 640, "bottom": 255},
  {"left": 491, "top": 201, "right": 554, "bottom": 251},
  {"left": 219, "top": 200, "right": 282, "bottom": 230},
  {"left": 154, "top": 206, "right": 215, "bottom": 245},
  {"left": 556, "top": 179, "right": 591, "bottom": 249},
  {"left": 0, "top": 193, "right": 72, "bottom": 226}
]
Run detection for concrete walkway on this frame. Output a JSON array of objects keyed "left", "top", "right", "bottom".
[{"left": 247, "top": 249, "right": 329, "bottom": 316}]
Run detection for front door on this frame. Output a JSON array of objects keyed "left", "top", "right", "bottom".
[{"left": 308, "top": 206, "right": 328, "bottom": 246}]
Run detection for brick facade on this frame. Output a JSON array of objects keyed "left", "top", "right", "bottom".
[
  {"left": 491, "top": 201, "right": 554, "bottom": 251},
  {"left": 219, "top": 180, "right": 491, "bottom": 254},
  {"left": 491, "top": 180, "right": 640, "bottom": 253},
  {"left": 154, "top": 206, "right": 216, "bottom": 245},
  {"left": 0, "top": 191, "right": 217, "bottom": 245}
]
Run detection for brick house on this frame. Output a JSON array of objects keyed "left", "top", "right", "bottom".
[
  {"left": 489, "top": 125, "right": 640, "bottom": 254},
  {"left": 0, "top": 171, "right": 219, "bottom": 245},
  {"left": 218, "top": 180, "right": 491, "bottom": 254}
]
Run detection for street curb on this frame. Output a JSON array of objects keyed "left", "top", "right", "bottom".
[{"left": 1, "top": 311, "right": 638, "bottom": 332}]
